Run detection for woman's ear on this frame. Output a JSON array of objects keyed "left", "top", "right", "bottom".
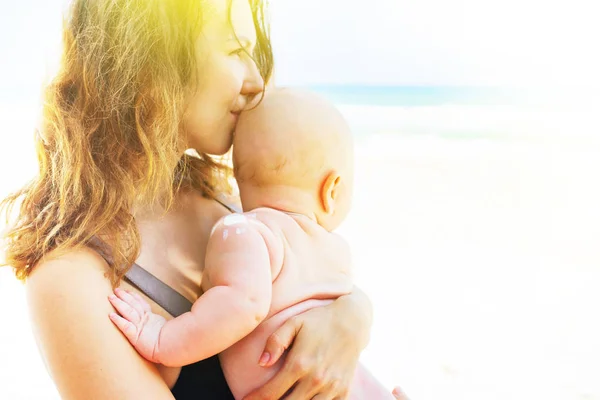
[{"left": 320, "top": 172, "right": 341, "bottom": 215}]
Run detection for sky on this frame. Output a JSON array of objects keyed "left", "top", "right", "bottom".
[
  {"left": 0, "top": 0, "right": 598, "bottom": 93},
  {"left": 269, "top": 0, "right": 599, "bottom": 86}
]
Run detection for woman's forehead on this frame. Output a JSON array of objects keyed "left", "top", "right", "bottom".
[{"left": 201, "top": 0, "right": 257, "bottom": 43}]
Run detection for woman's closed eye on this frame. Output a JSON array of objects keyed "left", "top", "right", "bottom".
[
  {"left": 228, "top": 37, "right": 256, "bottom": 59},
  {"left": 230, "top": 47, "right": 249, "bottom": 58}
]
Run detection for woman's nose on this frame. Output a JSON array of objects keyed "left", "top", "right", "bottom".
[{"left": 240, "top": 62, "right": 265, "bottom": 100}]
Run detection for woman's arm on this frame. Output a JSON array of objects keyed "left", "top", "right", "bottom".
[
  {"left": 26, "top": 248, "right": 175, "bottom": 400},
  {"left": 243, "top": 286, "right": 373, "bottom": 400}
]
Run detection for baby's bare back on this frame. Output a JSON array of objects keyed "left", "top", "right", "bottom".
[
  {"left": 252, "top": 207, "right": 354, "bottom": 316},
  {"left": 219, "top": 207, "right": 354, "bottom": 399}
]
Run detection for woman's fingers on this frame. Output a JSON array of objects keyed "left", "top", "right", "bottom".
[
  {"left": 286, "top": 367, "right": 350, "bottom": 400},
  {"left": 284, "top": 376, "right": 328, "bottom": 400},
  {"left": 244, "top": 317, "right": 310, "bottom": 399},
  {"left": 242, "top": 358, "right": 302, "bottom": 400},
  {"left": 259, "top": 316, "right": 302, "bottom": 367},
  {"left": 313, "top": 394, "right": 348, "bottom": 400}
]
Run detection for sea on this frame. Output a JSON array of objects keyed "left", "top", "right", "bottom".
[{"left": 295, "top": 85, "right": 600, "bottom": 143}]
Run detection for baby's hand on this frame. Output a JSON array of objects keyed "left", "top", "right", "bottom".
[{"left": 108, "top": 288, "right": 166, "bottom": 364}]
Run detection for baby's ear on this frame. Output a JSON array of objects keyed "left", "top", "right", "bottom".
[{"left": 319, "top": 171, "right": 342, "bottom": 215}]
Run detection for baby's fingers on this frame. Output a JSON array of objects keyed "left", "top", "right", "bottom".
[
  {"left": 109, "top": 312, "right": 139, "bottom": 344},
  {"left": 115, "top": 288, "right": 147, "bottom": 317},
  {"left": 130, "top": 291, "right": 152, "bottom": 313},
  {"left": 108, "top": 293, "right": 141, "bottom": 324}
]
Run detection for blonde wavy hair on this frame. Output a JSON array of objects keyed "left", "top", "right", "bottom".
[{"left": 1, "top": 0, "right": 273, "bottom": 286}]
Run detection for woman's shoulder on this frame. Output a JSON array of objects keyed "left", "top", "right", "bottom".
[
  {"left": 28, "top": 245, "right": 111, "bottom": 283},
  {"left": 26, "top": 246, "right": 114, "bottom": 311},
  {"left": 26, "top": 247, "right": 175, "bottom": 399}
]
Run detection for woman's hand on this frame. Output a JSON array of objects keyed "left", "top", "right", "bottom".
[{"left": 243, "top": 287, "right": 373, "bottom": 400}]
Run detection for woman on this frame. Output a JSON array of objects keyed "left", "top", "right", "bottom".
[{"left": 2, "top": 0, "right": 407, "bottom": 398}]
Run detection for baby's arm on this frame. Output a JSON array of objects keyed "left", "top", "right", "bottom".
[{"left": 109, "top": 215, "right": 278, "bottom": 367}]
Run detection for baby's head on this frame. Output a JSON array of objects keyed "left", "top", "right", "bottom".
[{"left": 233, "top": 88, "right": 354, "bottom": 231}]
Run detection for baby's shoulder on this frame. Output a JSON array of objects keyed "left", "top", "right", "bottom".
[
  {"left": 241, "top": 207, "right": 292, "bottom": 231},
  {"left": 210, "top": 209, "right": 285, "bottom": 245},
  {"left": 212, "top": 209, "right": 277, "bottom": 231}
]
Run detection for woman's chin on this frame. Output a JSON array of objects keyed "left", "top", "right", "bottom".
[
  {"left": 188, "top": 126, "right": 235, "bottom": 156},
  {"left": 205, "top": 138, "right": 234, "bottom": 157}
]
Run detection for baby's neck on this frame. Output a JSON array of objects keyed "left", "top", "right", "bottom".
[{"left": 238, "top": 183, "right": 318, "bottom": 222}]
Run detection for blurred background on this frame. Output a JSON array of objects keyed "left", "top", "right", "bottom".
[{"left": 1, "top": 0, "right": 600, "bottom": 399}]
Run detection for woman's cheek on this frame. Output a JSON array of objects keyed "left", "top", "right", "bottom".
[{"left": 219, "top": 56, "right": 248, "bottom": 92}]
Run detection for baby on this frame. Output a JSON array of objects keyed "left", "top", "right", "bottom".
[{"left": 109, "top": 88, "right": 394, "bottom": 399}]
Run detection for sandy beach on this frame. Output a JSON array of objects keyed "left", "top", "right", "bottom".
[{"left": 1, "top": 103, "right": 600, "bottom": 399}]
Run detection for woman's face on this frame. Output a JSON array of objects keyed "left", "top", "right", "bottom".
[{"left": 182, "top": 0, "right": 264, "bottom": 155}]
